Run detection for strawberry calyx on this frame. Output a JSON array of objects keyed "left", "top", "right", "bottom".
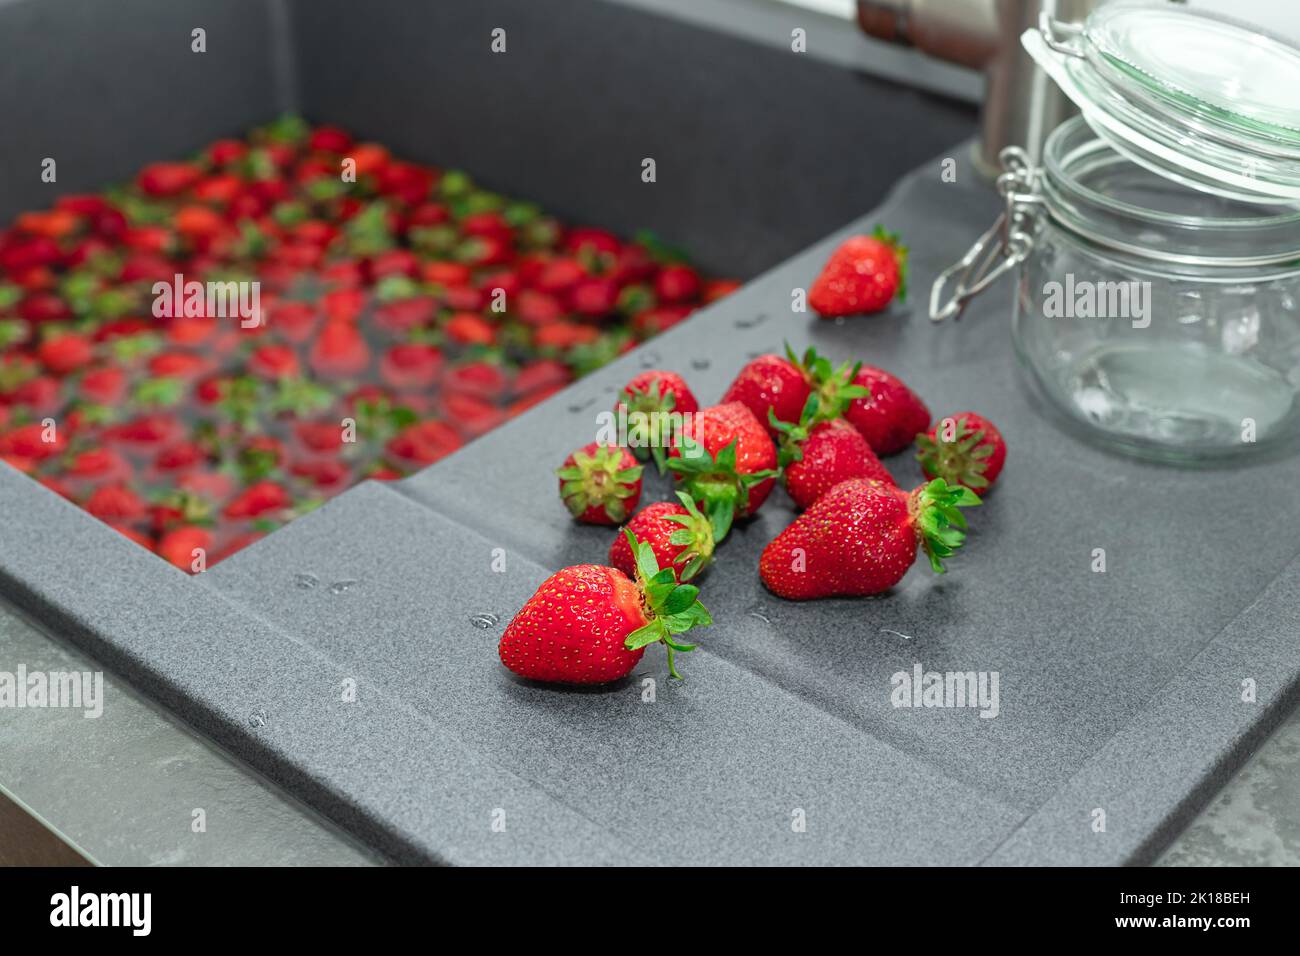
[
  {"left": 663, "top": 491, "right": 716, "bottom": 581},
  {"left": 618, "top": 376, "right": 680, "bottom": 474},
  {"left": 622, "top": 529, "right": 713, "bottom": 679},
  {"left": 556, "top": 445, "right": 643, "bottom": 523},
  {"left": 666, "top": 436, "right": 776, "bottom": 543},
  {"left": 915, "top": 416, "right": 996, "bottom": 491},
  {"left": 785, "top": 343, "right": 870, "bottom": 421},
  {"left": 768, "top": 392, "right": 827, "bottom": 469},
  {"left": 908, "top": 478, "right": 981, "bottom": 574},
  {"left": 872, "top": 224, "right": 908, "bottom": 302}
]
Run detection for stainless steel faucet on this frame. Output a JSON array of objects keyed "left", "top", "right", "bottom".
[{"left": 857, "top": 0, "right": 1100, "bottom": 178}]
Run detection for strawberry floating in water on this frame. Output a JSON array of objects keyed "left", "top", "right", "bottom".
[{"left": 499, "top": 531, "right": 713, "bottom": 684}]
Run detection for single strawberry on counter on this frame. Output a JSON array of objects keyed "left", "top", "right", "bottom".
[
  {"left": 721, "top": 345, "right": 867, "bottom": 436},
  {"left": 844, "top": 364, "right": 930, "bottom": 456},
  {"left": 760, "top": 478, "right": 979, "bottom": 600},
  {"left": 809, "top": 226, "right": 907, "bottom": 317},
  {"left": 916, "top": 411, "right": 1006, "bottom": 496},
  {"left": 770, "top": 394, "right": 895, "bottom": 510},
  {"left": 666, "top": 401, "right": 778, "bottom": 542},
  {"left": 556, "top": 442, "right": 644, "bottom": 525},
  {"left": 609, "top": 492, "right": 715, "bottom": 583},
  {"left": 499, "top": 531, "right": 712, "bottom": 684},
  {"left": 614, "top": 369, "right": 700, "bottom": 474}
]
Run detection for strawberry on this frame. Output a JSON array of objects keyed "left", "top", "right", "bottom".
[
  {"left": 158, "top": 526, "right": 213, "bottom": 572},
  {"left": 67, "top": 448, "right": 131, "bottom": 481},
  {"left": 36, "top": 333, "right": 94, "bottom": 374},
  {"left": 809, "top": 226, "right": 907, "bottom": 317},
  {"left": 916, "top": 411, "right": 1006, "bottom": 496},
  {"left": 309, "top": 320, "right": 370, "bottom": 378},
  {"left": 770, "top": 395, "right": 895, "bottom": 510},
  {"left": 249, "top": 343, "right": 301, "bottom": 379},
  {"left": 137, "top": 162, "right": 202, "bottom": 197},
  {"left": 654, "top": 264, "right": 701, "bottom": 303},
  {"left": 630, "top": 304, "right": 693, "bottom": 337},
  {"left": 223, "top": 480, "right": 291, "bottom": 519},
  {"left": 498, "top": 534, "right": 712, "bottom": 684},
  {"left": 666, "top": 401, "right": 778, "bottom": 540},
  {"left": 379, "top": 343, "right": 442, "bottom": 390},
  {"left": 844, "top": 365, "right": 930, "bottom": 456},
  {"left": 608, "top": 492, "right": 715, "bottom": 582},
  {"left": 308, "top": 125, "right": 353, "bottom": 153},
  {"left": 615, "top": 369, "right": 700, "bottom": 473},
  {"left": 443, "top": 312, "right": 496, "bottom": 346},
  {"left": 569, "top": 276, "right": 619, "bottom": 317},
  {"left": 385, "top": 419, "right": 462, "bottom": 466},
  {"left": 760, "top": 478, "right": 979, "bottom": 600},
  {"left": 85, "top": 484, "right": 148, "bottom": 522},
  {"left": 721, "top": 345, "right": 866, "bottom": 436},
  {"left": 556, "top": 442, "right": 643, "bottom": 525}
]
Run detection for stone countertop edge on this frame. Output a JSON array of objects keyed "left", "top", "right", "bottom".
[{"left": 2, "top": 149, "right": 1298, "bottom": 866}]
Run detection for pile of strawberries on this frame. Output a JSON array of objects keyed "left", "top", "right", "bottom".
[
  {"left": 500, "top": 228, "right": 1008, "bottom": 686},
  {"left": 0, "top": 116, "right": 733, "bottom": 570}
]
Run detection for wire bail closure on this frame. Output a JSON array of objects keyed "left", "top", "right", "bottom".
[{"left": 929, "top": 146, "right": 1044, "bottom": 322}]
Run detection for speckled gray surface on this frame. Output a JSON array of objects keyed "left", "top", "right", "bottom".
[{"left": 5, "top": 149, "right": 1298, "bottom": 864}]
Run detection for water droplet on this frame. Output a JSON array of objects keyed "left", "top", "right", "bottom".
[
  {"left": 328, "top": 580, "right": 358, "bottom": 595},
  {"left": 566, "top": 396, "right": 596, "bottom": 414},
  {"left": 734, "top": 313, "right": 768, "bottom": 329},
  {"left": 470, "top": 612, "right": 500, "bottom": 629},
  {"left": 689, "top": 357, "right": 711, "bottom": 371},
  {"left": 880, "top": 628, "right": 913, "bottom": 641},
  {"left": 249, "top": 709, "right": 268, "bottom": 728},
  {"left": 638, "top": 350, "right": 662, "bottom": 368},
  {"left": 294, "top": 573, "right": 319, "bottom": 589},
  {"left": 747, "top": 604, "right": 775, "bottom": 625}
]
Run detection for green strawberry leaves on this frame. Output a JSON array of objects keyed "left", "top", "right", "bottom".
[
  {"left": 557, "top": 445, "right": 643, "bottom": 523},
  {"left": 662, "top": 491, "right": 715, "bottom": 581},
  {"left": 621, "top": 529, "right": 713, "bottom": 678},
  {"left": 913, "top": 478, "right": 981, "bottom": 574},
  {"left": 665, "top": 437, "right": 776, "bottom": 543},
  {"left": 619, "top": 376, "right": 678, "bottom": 474},
  {"left": 872, "top": 224, "right": 908, "bottom": 302},
  {"left": 916, "top": 416, "right": 994, "bottom": 491},
  {"left": 784, "top": 342, "right": 870, "bottom": 422}
]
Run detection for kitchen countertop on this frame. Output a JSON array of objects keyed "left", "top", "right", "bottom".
[{"left": 1, "top": 594, "right": 1296, "bottom": 866}]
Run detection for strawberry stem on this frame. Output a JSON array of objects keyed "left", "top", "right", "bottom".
[
  {"left": 665, "top": 437, "right": 775, "bottom": 543},
  {"left": 621, "top": 529, "right": 713, "bottom": 678},
  {"left": 909, "top": 478, "right": 981, "bottom": 574}
]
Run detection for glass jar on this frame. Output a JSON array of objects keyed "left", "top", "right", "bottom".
[{"left": 931, "top": 2, "right": 1300, "bottom": 462}]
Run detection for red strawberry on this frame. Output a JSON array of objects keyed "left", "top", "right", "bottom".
[
  {"left": 85, "top": 484, "right": 148, "bottom": 522},
  {"left": 67, "top": 448, "right": 131, "bottom": 481},
  {"left": 916, "top": 411, "right": 1006, "bottom": 496},
  {"left": 770, "top": 396, "right": 895, "bottom": 510},
  {"left": 569, "top": 276, "right": 618, "bottom": 317},
  {"left": 308, "top": 125, "right": 353, "bottom": 153},
  {"left": 442, "top": 361, "right": 509, "bottom": 399},
  {"left": 385, "top": 419, "right": 462, "bottom": 466},
  {"left": 654, "top": 264, "right": 701, "bottom": 303},
  {"left": 615, "top": 370, "right": 700, "bottom": 473},
  {"left": 249, "top": 343, "right": 301, "bottom": 379},
  {"left": 556, "top": 442, "right": 643, "bottom": 525},
  {"left": 809, "top": 227, "right": 907, "bottom": 317},
  {"left": 373, "top": 297, "right": 435, "bottom": 334},
  {"left": 760, "top": 478, "right": 979, "bottom": 600},
  {"left": 844, "top": 365, "right": 930, "bottom": 456},
  {"left": 296, "top": 421, "right": 345, "bottom": 453},
  {"left": 137, "top": 162, "right": 202, "bottom": 197},
  {"left": 223, "top": 480, "right": 291, "bottom": 519},
  {"left": 440, "top": 392, "right": 505, "bottom": 438},
  {"left": 309, "top": 320, "right": 370, "bottom": 378},
  {"left": 630, "top": 305, "right": 692, "bottom": 337},
  {"left": 513, "top": 358, "right": 571, "bottom": 397},
  {"left": 379, "top": 343, "right": 442, "bottom": 390},
  {"left": 267, "top": 301, "right": 319, "bottom": 342},
  {"left": 36, "top": 334, "right": 94, "bottom": 374},
  {"left": 608, "top": 493, "right": 715, "bottom": 582},
  {"left": 498, "top": 536, "right": 712, "bottom": 684},
  {"left": 158, "top": 526, "right": 213, "bottom": 572},
  {"left": 666, "top": 401, "right": 778, "bottom": 540},
  {"left": 148, "top": 351, "right": 210, "bottom": 380},
  {"left": 443, "top": 312, "right": 496, "bottom": 346},
  {"left": 516, "top": 289, "right": 565, "bottom": 327},
  {"left": 155, "top": 441, "right": 206, "bottom": 472},
  {"left": 0, "top": 422, "right": 66, "bottom": 461},
  {"left": 721, "top": 345, "right": 865, "bottom": 436}
]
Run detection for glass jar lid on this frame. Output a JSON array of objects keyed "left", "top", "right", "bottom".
[{"left": 1025, "top": 1, "right": 1300, "bottom": 204}]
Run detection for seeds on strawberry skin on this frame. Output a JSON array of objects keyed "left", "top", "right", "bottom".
[
  {"left": 844, "top": 364, "right": 930, "bottom": 456},
  {"left": 809, "top": 226, "right": 907, "bottom": 317},
  {"left": 557, "top": 441, "right": 643, "bottom": 525},
  {"left": 760, "top": 478, "right": 979, "bottom": 600},
  {"left": 609, "top": 492, "right": 715, "bottom": 583},
  {"left": 499, "top": 533, "right": 712, "bottom": 684}
]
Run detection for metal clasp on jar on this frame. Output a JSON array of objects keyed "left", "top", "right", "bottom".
[{"left": 930, "top": 146, "right": 1045, "bottom": 322}]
